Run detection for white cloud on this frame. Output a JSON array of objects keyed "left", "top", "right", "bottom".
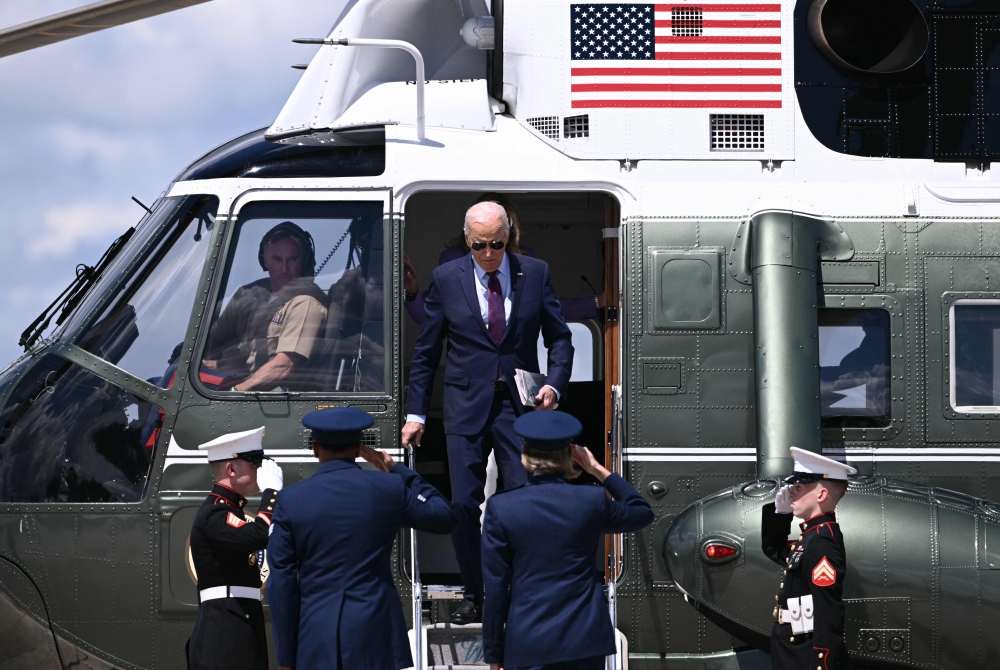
[
  {"left": 0, "top": 0, "right": 349, "bottom": 365},
  {"left": 30, "top": 202, "right": 136, "bottom": 258}
]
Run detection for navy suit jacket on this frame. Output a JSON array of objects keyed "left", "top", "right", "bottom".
[
  {"left": 481, "top": 473, "right": 654, "bottom": 667},
  {"left": 266, "top": 460, "right": 456, "bottom": 670},
  {"left": 406, "top": 253, "right": 574, "bottom": 435}
]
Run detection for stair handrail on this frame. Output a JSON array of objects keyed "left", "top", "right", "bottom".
[{"left": 408, "top": 445, "right": 424, "bottom": 670}]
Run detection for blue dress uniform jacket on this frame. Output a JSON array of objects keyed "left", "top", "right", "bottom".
[
  {"left": 762, "top": 505, "right": 851, "bottom": 670},
  {"left": 406, "top": 253, "right": 574, "bottom": 435},
  {"left": 482, "top": 473, "right": 654, "bottom": 668},
  {"left": 266, "top": 459, "right": 456, "bottom": 670}
]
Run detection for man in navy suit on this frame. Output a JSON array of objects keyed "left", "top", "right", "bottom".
[
  {"left": 402, "top": 200, "right": 574, "bottom": 624},
  {"left": 266, "top": 407, "right": 456, "bottom": 670}
]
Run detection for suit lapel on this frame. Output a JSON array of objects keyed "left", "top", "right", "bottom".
[
  {"left": 501, "top": 254, "right": 526, "bottom": 347},
  {"left": 459, "top": 255, "right": 495, "bottom": 344}
]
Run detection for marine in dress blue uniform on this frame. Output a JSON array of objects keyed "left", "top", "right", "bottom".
[
  {"left": 481, "top": 412, "right": 654, "bottom": 670},
  {"left": 266, "top": 408, "right": 457, "bottom": 670},
  {"left": 187, "top": 427, "right": 283, "bottom": 670},
  {"left": 762, "top": 448, "right": 855, "bottom": 670}
]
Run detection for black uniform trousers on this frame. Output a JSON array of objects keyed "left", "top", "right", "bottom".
[{"left": 188, "top": 597, "right": 268, "bottom": 670}]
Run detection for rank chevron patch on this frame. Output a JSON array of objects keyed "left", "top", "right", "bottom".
[
  {"left": 226, "top": 512, "right": 247, "bottom": 528},
  {"left": 812, "top": 556, "right": 837, "bottom": 587}
]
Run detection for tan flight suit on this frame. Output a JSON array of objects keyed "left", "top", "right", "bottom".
[{"left": 206, "top": 277, "right": 329, "bottom": 386}]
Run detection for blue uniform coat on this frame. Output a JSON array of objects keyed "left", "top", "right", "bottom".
[
  {"left": 406, "top": 253, "right": 574, "bottom": 435},
  {"left": 481, "top": 473, "right": 654, "bottom": 668},
  {"left": 266, "top": 460, "right": 456, "bottom": 669}
]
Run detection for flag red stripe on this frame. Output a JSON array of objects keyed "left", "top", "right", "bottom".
[
  {"left": 572, "top": 99, "right": 782, "bottom": 108},
  {"left": 655, "top": 3, "right": 781, "bottom": 10},
  {"left": 654, "top": 19, "right": 781, "bottom": 27},
  {"left": 571, "top": 66, "right": 782, "bottom": 76},
  {"left": 656, "top": 35, "right": 781, "bottom": 43},
  {"left": 572, "top": 83, "right": 781, "bottom": 92},
  {"left": 654, "top": 51, "right": 781, "bottom": 60}
]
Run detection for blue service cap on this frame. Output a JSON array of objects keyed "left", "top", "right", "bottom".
[
  {"left": 513, "top": 410, "right": 583, "bottom": 451},
  {"left": 302, "top": 407, "right": 374, "bottom": 446}
]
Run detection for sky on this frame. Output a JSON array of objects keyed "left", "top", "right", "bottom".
[{"left": 0, "top": 0, "right": 349, "bottom": 366}]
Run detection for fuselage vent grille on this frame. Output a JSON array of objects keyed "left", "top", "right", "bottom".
[
  {"left": 710, "top": 113, "right": 765, "bottom": 152},
  {"left": 564, "top": 114, "right": 590, "bottom": 138},
  {"left": 527, "top": 116, "right": 560, "bottom": 140},
  {"left": 672, "top": 7, "right": 703, "bottom": 37}
]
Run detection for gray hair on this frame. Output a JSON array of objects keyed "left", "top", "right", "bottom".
[{"left": 464, "top": 201, "right": 510, "bottom": 236}]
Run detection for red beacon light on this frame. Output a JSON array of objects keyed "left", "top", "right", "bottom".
[{"left": 705, "top": 544, "right": 738, "bottom": 559}]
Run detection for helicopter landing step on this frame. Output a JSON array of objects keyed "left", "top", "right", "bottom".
[{"left": 408, "top": 622, "right": 628, "bottom": 670}]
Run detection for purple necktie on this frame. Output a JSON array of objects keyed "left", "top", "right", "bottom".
[{"left": 487, "top": 271, "right": 505, "bottom": 345}]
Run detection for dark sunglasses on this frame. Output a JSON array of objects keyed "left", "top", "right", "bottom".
[{"left": 470, "top": 240, "right": 506, "bottom": 251}]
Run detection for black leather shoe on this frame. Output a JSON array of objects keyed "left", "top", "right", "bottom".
[{"left": 450, "top": 599, "right": 481, "bottom": 625}]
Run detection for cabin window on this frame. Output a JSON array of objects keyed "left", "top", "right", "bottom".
[
  {"left": 0, "top": 355, "right": 162, "bottom": 503},
  {"left": 200, "top": 200, "right": 385, "bottom": 394},
  {"left": 76, "top": 195, "right": 219, "bottom": 386},
  {"left": 950, "top": 301, "right": 1000, "bottom": 411},
  {"left": 819, "top": 308, "right": 891, "bottom": 428},
  {"left": 536, "top": 320, "right": 602, "bottom": 382}
]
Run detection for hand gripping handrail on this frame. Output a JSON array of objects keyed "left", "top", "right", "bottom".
[{"left": 294, "top": 37, "right": 426, "bottom": 141}]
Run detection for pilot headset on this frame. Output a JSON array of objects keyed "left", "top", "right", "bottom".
[{"left": 258, "top": 221, "right": 316, "bottom": 277}]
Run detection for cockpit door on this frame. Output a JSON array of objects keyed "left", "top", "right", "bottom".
[{"left": 165, "top": 186, "right": 400, "bottom": 488}]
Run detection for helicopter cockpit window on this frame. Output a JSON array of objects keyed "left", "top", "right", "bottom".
[
  {"left": 951, "top": 302, "right": 1000, "bottom": 412},
  {"left": 819, "top": 308, "right": 891, "bottom": 428},
  {"left": 0, "top": 355, "right": 162, "bottom": 503},
  {"left": 76, "top": 195, "right": 219, "bottom": 387},
  {"left": 201, "top": 200, "right": 385, "bottom": 394}
]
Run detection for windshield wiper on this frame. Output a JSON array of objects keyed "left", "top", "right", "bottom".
[{"left": 19, "top": 227, "right": 136, "bottom": 351}]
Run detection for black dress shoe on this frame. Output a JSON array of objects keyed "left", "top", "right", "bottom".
[{"left": 450, "top": 599, "right": 481, "bottom": 625}]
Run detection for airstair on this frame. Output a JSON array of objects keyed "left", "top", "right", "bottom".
[{"left": 405, "top": 388, "right": 626, "bottom": 670}]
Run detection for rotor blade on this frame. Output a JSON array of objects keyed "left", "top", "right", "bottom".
[{"left": 0, "top": 0, "right": 215, "bottom": 59}]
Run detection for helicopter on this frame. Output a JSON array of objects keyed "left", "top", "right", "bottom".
[{"left": 2, "top": 0, "right": 1000, "bottom": 668}]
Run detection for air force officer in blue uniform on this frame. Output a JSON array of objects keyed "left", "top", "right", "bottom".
[
  {"left": 482, "top": 412, "right": 654, "bottom": 670},
  {"left": 266, "top": 408, "right": 456, "bottom": 670},
  {"left": 403, "top": 200, "right": 574, "bottom": 624}
]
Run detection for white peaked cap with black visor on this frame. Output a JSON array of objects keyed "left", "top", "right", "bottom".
[
  {"left": 784, "top": 446, "right": 857, "bottom": 484},
  {"left": 198, "top": 427, "right": 268, "bottom": 464}
]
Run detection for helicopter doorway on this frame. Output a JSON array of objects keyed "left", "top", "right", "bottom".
[{"left": 401, "top": 191, "right": 619, "bottom": 612}]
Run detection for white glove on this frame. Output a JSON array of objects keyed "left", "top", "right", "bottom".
[
  {"left": 256, "top": 460, "right": 283, "bottom": 492},
  {"left": 774, "top": 485, "right": 793, "bottom": 514}
]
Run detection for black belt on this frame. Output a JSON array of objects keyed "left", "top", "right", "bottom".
[{"left": 492, "top": 379, "right": 509, "bottom": 394}]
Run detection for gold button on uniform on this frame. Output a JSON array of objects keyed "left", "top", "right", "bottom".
[
  {"left": 775, "top": 595, "right": 779, "bottom": 601},
  {"left": 790, "top": 636, "right": 795, "bottom": 642},
  {"left": 818, "top": 653, "right": 824, "bottom": 658},
  {"left": 780, "top": 582, "right": 784, "bottom": 588}
]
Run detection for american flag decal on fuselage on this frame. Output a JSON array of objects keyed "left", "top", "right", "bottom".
[{"left": 570, "top": 3, "right": 782, "bottom": 108}]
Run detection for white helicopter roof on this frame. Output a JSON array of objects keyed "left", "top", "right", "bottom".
[{"left": 269, "top": 0, "right": 794, "bottom": 161}]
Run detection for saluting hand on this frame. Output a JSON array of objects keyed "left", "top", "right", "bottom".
[
  {"left": 403, "top": 253, "right": 419, "bottom": 297},
  {"left": 571, "top": 444, "right": 612, "bottom": 483},
  {"left": 360, "top": 444, "right": 395, "bottom": 472}
]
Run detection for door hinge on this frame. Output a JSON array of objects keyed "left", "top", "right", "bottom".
[{"left": 606, "top": 306, "right": 618, "bottom": 323}]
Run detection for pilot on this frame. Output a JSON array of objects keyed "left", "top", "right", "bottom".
[
  {"left": 266, "top": 407, "right": 456, "bottom": 670},
  {"left": 761, "top": 447, "right": 856, "bottom": 670},
  {"left": 481, "top": 411, "right": 653, "bottom": 670},
  {"left": 204, "top": 222, "right": 328, "bottom": 392},
  {"left": 187, "top": 427, "right": 284, "bottom": 670}
]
